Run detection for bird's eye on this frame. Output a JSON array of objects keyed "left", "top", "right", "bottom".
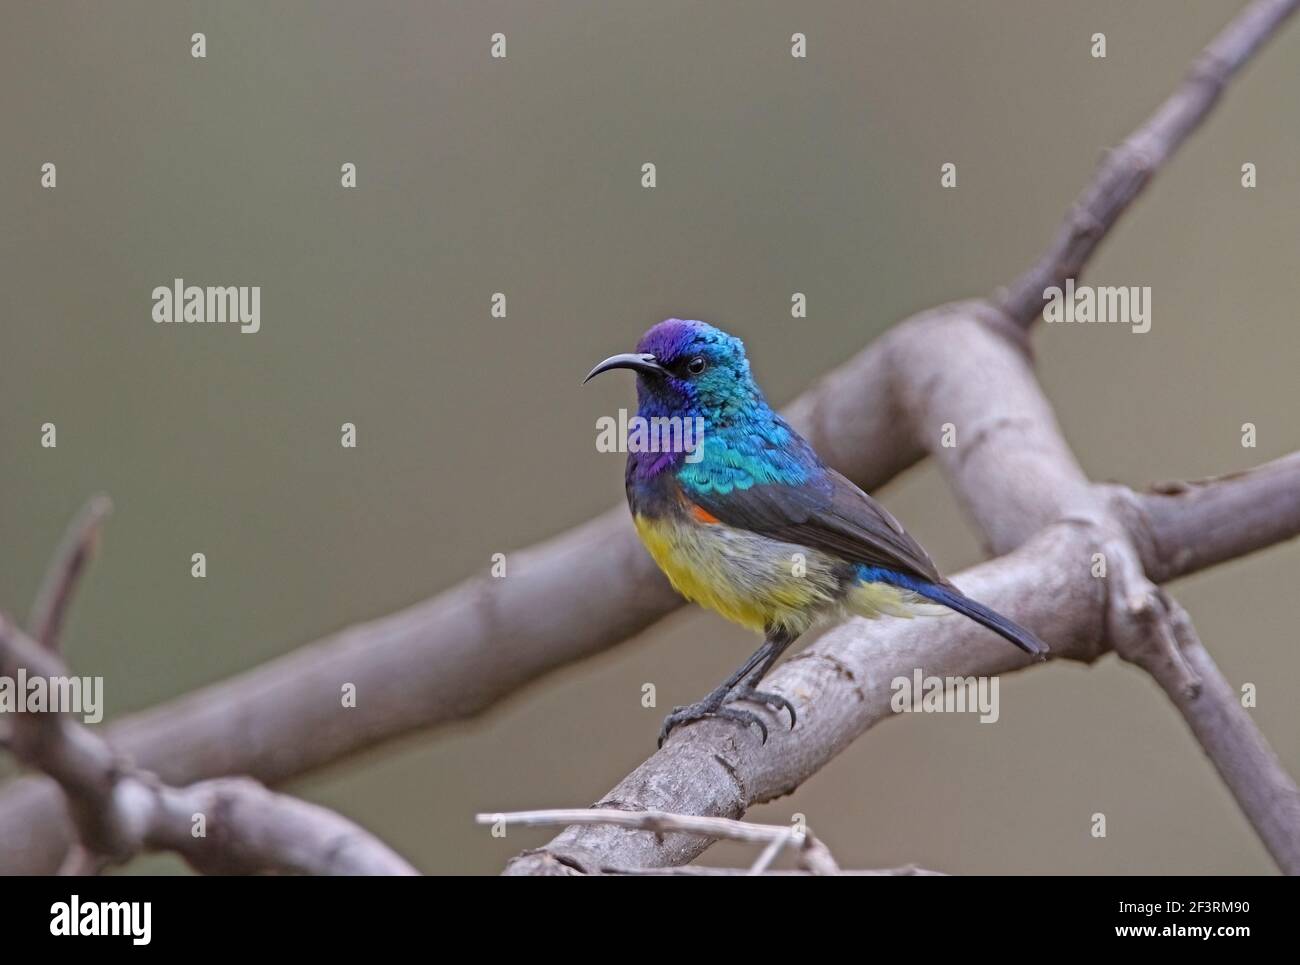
[{"left": 686, "top": 356, "right": 707, "bottom": 375}]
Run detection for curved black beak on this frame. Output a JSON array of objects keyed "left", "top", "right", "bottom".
[{"left": 583, "top": 352, "right": 667, "bottom": 384}]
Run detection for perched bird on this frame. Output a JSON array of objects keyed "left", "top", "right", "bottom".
[{"left": 586, "top": 319, "right": 1049, "bottom": 746}]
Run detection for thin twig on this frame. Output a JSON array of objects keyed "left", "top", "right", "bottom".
[
  {"left": 26, "top": 494, "right": 112, "bottom": 652},
  {"left": 998, "top": 0, "right": 1300, "bottom": 327},
  {"left": 481, "top": 807, "right": 846, "bottom": 875},
  {"left": 747, "top": 830, "right": 793, "bottom": 875},
  {"left": 604, "top": 864, "right": 947, "bottom": 876},
  {"left": 479, "top": 808, "right": 807, "bottom": 845}
]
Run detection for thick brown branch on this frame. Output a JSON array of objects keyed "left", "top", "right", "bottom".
[{"left": 1129, "top": 454, "right": 1300, "bottom": 582}]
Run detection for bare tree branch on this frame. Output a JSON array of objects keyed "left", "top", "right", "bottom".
[
  {"left": 26, "top": 494, "right": 112, "bottom": 653},
  {"left": 1128, "top": 454, "right": 1300, "bottom": 582},
  {"left": 884, "top": 299, "right": 1300, "bottom": 870},
  {"left": 1150, "top": 608, "right": 1300, "bottom": 871},
  {"left": 604, "top": 864, "right": 945, "bottom": 876},
  {"left": 0, "top": 612, "right": 418, "bottom": 875},
  {"left": 480, "top": 807, "right": 841, "bottom": 875},
  {"left": 998, "top": 0, "right": 1300, "bottom": 327}
]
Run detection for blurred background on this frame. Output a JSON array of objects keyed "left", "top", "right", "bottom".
[{"left": 2, "top": 0, "right": 1297, "bottom": 874}]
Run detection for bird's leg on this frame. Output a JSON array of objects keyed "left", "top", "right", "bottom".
[
  {"left": 725, "top": 627, "right": 799, "bottom": 730},
  {"left": 658, "top": 629, "right": 798, "bottom": 747}
]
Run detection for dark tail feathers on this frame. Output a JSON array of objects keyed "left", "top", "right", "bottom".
[{"left": 913, "top": 581, "right": 1049, "bottom": 658}]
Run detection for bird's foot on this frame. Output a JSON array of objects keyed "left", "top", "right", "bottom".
[
  {"left": 728, "top": 687, "right": 797, "bottom": 731},
  {"left": 658, "top": 702, "right": 770, "bottom": 748}
]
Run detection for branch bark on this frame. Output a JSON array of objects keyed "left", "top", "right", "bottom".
[{"left": 0, "top": 611, "right": 418, "bottom": 875}]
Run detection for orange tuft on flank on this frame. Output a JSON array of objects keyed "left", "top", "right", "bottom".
[{"left": 689, "top": 504, "right": 720, "bottom": 525}]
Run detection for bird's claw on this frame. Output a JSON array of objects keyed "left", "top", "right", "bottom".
[
  {"left": 729, "top": 687, "right": 798, "bottom": 731},
  {"left": 658, "top": 703, "right": 770, "bottom": 748}
]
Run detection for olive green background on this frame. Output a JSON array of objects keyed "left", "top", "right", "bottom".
[{"left": 2, "top": 1, "right": 1297, "bottom": 874}]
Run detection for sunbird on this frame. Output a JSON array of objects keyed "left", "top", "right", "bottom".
[{"left": 586, "top": 319, "right": 1049, "bottom": 746}]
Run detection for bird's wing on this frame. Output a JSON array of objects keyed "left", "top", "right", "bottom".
[{"left": 684, "top": 467, "right": 945, "bottom": 585}]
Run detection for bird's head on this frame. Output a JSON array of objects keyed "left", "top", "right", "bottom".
[{"left": 584, "top": 319, "right": 763, "bottom": 420}]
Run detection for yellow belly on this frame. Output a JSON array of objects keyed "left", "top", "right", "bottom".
[{"left": 633, "top": 513, "right": 840, "bottom": 635}]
